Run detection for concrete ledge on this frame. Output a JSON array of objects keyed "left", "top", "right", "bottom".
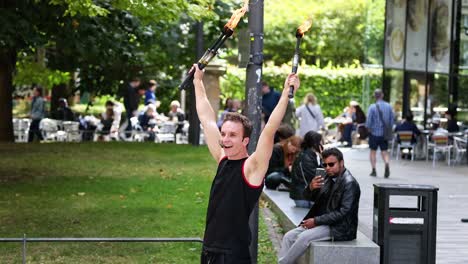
[
  {"left": 310, "top": 231, "right": 379, "bottom": 264},
  {"left": 262, "top": 188, "right": 380, "bottom": 264}
]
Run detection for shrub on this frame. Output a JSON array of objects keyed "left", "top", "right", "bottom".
[{"left": 221, "top": 63, "right": 382, "bottom": 117}]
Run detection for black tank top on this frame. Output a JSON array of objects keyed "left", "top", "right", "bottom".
[{"left": 203, "top": 157, "right": 264, "bottom": 253}]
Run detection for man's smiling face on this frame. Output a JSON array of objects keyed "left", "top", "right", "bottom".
[{"left": 220, "top": 121, "right": 249, "bottom": 159}]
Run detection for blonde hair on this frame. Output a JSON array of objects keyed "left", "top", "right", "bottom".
[
  {"left": 304, "top": 93, "right": 317, "bottom": 105},
  {"left": 170, "top": 100, "right": 180, "bottom": 108}
]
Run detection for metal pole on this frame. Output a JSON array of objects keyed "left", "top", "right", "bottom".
[
  {"left": 448, "top": 0, "right": 461, "bottom": 109},
  {"left": 423, "top": 0, "right": 432, "bottom": 129},
  {"left": 188, "top": 21, "right": 203, "bottom": 146},
  {"left": 22, "top": 234, "right": 26, "bottom": 264},
  {"left": 245, "top": 0, "right": 263, "bottom": 263},
  {"left": 0, "top": 237, "right": 203, "bottom": 243}
]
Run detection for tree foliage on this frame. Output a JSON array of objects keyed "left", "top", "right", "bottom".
[{"left": 263, "top": 0, "right": 384, "bottom": 66}]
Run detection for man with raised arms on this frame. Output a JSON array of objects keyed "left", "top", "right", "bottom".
[{"left": 192, "top": 64, "right": 300, "bottom": 264}]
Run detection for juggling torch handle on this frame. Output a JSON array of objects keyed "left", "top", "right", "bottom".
[
  {"left": 179, "top": 29, "right": 233, "bottom": 90},
  {"left": 179, "top": 62, "right": 206, "bottom": 90},
  {"left": 288, "top": 53, "right": 300, "bottom": 98}
]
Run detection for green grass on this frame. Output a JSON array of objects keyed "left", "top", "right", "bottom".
[{"left": 0, "top": 143, "right": 276, "bottom": 263}]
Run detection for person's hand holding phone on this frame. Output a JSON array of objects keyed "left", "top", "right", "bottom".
[
  {"left": 309, "top": 168, "right": 326, "bottom": 190},
  {"left": 310, "top": 175, "right": 324, "bottom": 190}
]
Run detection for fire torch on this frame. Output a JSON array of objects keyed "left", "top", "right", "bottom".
[
  {"left": 288, "top": 20, "right": 312, "bottom": 98},
  {"left": 179, "top": 1, "right": 248, "bottom": 90}
]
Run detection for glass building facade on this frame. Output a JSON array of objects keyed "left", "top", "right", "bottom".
[{"left": 381, "top": 0, "right": 468, "bottom": 130}]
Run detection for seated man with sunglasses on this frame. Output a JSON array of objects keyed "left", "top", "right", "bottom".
[{"left": 278, "top": 147, "right": 361, "bottom": 264}]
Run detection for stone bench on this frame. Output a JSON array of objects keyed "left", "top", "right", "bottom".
[{"left": 262, "top": 188, "right": 380, "bottom": 264}]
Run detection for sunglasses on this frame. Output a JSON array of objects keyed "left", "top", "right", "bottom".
[{"left": 323, "top": 162, "right": 336, "bottom": 168}]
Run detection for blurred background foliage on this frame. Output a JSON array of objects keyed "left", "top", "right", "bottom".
[{"left": 5, "top": 0, "right": 385, "bottom": 116}]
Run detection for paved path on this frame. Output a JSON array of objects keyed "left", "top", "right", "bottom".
[{"left": 341, "top": 147, "right": 468, "bottom": 264}]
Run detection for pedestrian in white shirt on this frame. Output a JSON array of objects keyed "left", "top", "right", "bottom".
[{"left": 296, "top": 93, "right": 325, "bottom": 137}]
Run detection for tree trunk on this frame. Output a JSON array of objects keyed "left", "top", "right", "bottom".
[{"left": 0, "top": 48, "right": 16, "bottom": 142}]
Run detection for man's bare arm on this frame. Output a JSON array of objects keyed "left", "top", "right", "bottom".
[
  {"left": 244, "top": 74, "right": 300, "bottom": 186},
  {"left": 193, "top": 65, "right": 224, "bottom": 162}
]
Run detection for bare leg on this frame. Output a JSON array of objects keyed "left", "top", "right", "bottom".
[
  {"left": 381, "top": 150, "right": 390, "bottom": 165},
  {"left": 382, "top": 150, "right": 390, "bottom": 177},
  {"left": 370, "top": 150, "right": 377, "bottom": 169},
  {"left": 369, "top": 149, "right": 377, "bottom": 176}
]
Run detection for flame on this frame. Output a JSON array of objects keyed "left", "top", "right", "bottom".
[
  {"left": 296, "top": 19, "right": 312, "bottom": 37},
  {"left": 224, "top": 0, "right": 249, "bottom": 30}
]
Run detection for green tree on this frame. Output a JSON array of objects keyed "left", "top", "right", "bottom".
[
  {"left": 263, "top": 0, "right": 384, "bottom": 66},
  {"left": 0, "top": 0, "right": 212, "bottom": 142}
]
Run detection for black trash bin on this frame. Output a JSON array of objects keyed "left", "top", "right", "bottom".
[{"left": 373, "top": 183, "right": 438, "bottom": 264}]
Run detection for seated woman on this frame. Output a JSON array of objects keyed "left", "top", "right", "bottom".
[
  {"left": 290, "top": 131, "right": 323, "bottom": 208},
  {"left": 265, "top": 135, "right": 302, "bottom": 190},
  {"left": 167, "top": 100, "right": 185, "bottom": 134},
  {"left": 138, "top": 104, "right": 158, "bottom": 141},
  {"left": 353, "top": 102, "right": 367, "bottom": 141},
  {"left": 340, "top": 104, "right": 355, "bottom": 147},
  {"left": 274, "top": 123, "right": 295, "bottom": 144},
  {"left": 96, "top": 100, "right": 121, "bottom": 141}
]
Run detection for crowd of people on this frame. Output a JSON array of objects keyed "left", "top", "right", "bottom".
[{"left": 24, "top": 79, "right": 185, "bottom": 143}]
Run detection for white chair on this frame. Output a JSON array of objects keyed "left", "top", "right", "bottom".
[
  {"left": 39, "top": 118, "right": 59, "bottom": 142},
  {"left": 426, "top": 135, "right": 452, "bottom": 167},
  {"left": 395, "top": 131, "right": 416, "bottom": 161},
  {"left": 13, "top": 118, "right": 20, "bottom": 142},
  {"left": 453, "top": 137, "right": 467, "bottom": 164},
  {"left": 13, "top": 118, "right": 30, "bottom": 143},
  {"left": 155, "top": 122, "right": 176, "bottom": 143},
  {"left": 130, "top": 116, "right": 148, "bottom": 142},
  {"left": 63, "top": 121, "right": 81, "bottom": 142}
]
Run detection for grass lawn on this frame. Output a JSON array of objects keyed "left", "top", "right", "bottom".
[{"left": 0, "top": 142, "right": 276, "bottom": 263}]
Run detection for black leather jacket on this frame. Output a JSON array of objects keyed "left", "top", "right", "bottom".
[
  {"left": 289, "top": 149, "right": 320, "bottom": 200},
  {"left": 302, "top": 169, "right": 361, "bottom": 241}
]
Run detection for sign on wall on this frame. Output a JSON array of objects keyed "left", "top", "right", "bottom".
[
  {"left": 405, "top": 0, "right": 429, "bottom": 71},
  {"left": 427, "top": 0, "right": 453, "bottom": 73},
  {"left": 384, "top": 0, "right": 407, "bottom": 70}
]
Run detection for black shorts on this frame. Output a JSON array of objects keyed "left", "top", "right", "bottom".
[
  {"left": 369, "top": 134, "right": 389, "bottom": 151},
  {"left": 201, "top": 246, "right": 251, "bottom": 264}
]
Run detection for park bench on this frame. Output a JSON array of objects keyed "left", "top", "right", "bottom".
[{"left": 262, "top": 188, "right": 379, "bottom": 264}]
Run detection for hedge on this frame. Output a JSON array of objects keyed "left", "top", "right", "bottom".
[{"left": 220, "top": 64, "right": 382, "bottom": 117}]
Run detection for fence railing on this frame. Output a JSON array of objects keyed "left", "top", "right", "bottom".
[{"left": 0, "top": 235, "right": 203, "bottom": 264}]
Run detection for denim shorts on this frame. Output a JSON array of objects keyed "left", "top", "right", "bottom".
[{"left": 369, "top": 134, "right": 389, "bottom": 151}]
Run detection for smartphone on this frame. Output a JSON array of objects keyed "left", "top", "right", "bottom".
[{"left": 315, "top": 168, "right": 327, "bottom": 179}]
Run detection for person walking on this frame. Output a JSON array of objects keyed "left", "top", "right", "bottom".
[
  {"left": 192, "top": 64, "right": 300, "bottom": 264},
  {"left": 122, "top": 77, "right": 143, "bottom": 139},
  {"left": 366, "top": 89, "right": 394, "bottom": 178},
  {"left": 28, "top": 86, "right": 46, "bottom": 142},
  {"left": 295, "top": 93, "right": 324, "bottom": 137}
]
